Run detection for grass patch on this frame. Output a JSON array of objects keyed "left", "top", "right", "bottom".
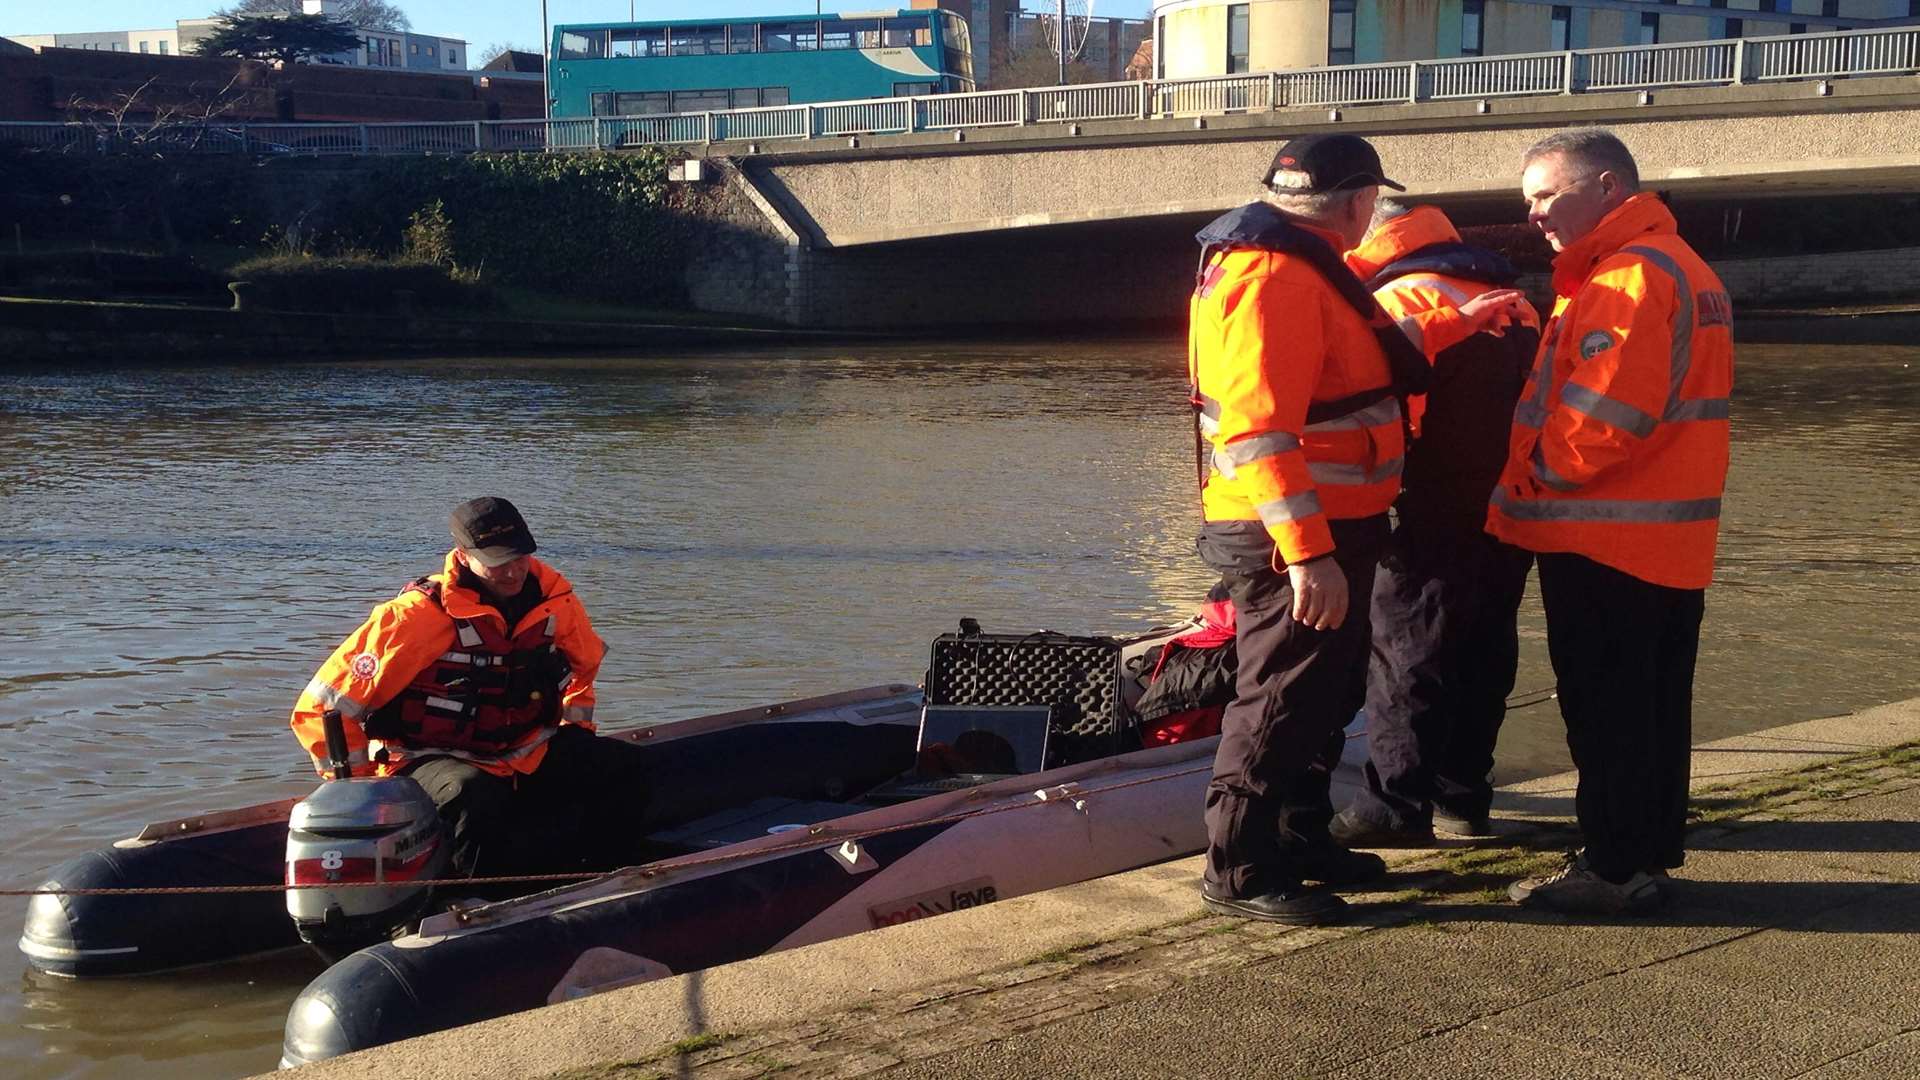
[
  {"left": 1023, "top": 940, "right": 1103, "bottom": 966},
  {"left": 667, "top": 1032, "right": 733, "bottom": 1056},
  {"left": 229, "top": 252, "right": 493, "bottom": 315}
]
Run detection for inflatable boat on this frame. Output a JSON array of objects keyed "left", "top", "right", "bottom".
[{"left": 17, "top": 618, "right": 1353, "bottom": 1066}]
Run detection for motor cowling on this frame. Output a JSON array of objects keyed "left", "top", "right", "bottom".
[{"left": 285, "top": 774, "right": 449, "bottom": 961}]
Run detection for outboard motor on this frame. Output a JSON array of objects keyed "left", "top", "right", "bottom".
[{"left": 285, "top": 710, "right": 449, "bottom": 961}]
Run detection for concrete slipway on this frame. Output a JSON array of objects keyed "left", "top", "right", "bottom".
[{"left": 280, "top": 695, "right": 1920, "bottom": 1080}]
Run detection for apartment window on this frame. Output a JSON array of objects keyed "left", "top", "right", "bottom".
[
  {"left": 1550, "top": 5, "right": 1572, "bottom": 49},
  {"left": 1330, "top": 0, "right": 1357, "bottom": 64},
  {"left": 1640, "top": 11, "right": 1660, "bottom": 43},
  {"left": 409, "top": 42, "right": 419, "bottom": 55},
  {"left": 426, "top": 44, "right": 436, "bottom": 57},
  {"left": 139, "top": 41, "right": 149, "bottom": 53},
  {"left": 762, "top": 21, "right": 818, "bottom": 51},
  {"left": 446, "top": 50, "right": 457, "bottom": 65},
  {"left": 726, "top": 25, "right": 758, "bottom": 53},
  {"left": 669, "top": 25, "right": 725, "bottom": 56},
  {"left": 1461, "top": 0, "right": 1485, "bottom": 56},
  {"left": 158, "top": 40, "right": 168, "bottom": 54},
  {"left": 1227, "top": 4, "right": 1251, "bottom": 73},
  {"left": 1155, "top": 15, "right": 1166, "bottom": 78},
  {"left": 112, "top": 42, "right": 125, "bottom": 51}
]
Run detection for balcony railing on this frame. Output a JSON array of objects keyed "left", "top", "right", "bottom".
[{"left": 3, "top": 25, "right": 1915, "bottom": 158}]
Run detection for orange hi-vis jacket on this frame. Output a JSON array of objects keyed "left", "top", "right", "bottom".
[
  {"left": 1487, "top": 193, "right": 1733, "bottom": 590},
  {"left": 290, "top": 551, "right": 607, "bottom": 778},
  {"left": 1189, "top": 202, "right": 1427, "bottom": 565},
  {"left": 1345, "top": 205, "right": 1542, "bottom": 435}
]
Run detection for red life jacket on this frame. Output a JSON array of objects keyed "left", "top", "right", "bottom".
[{"left": 364, "top": 578, "right": 571, "bottom": 755}]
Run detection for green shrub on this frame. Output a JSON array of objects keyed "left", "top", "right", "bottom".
[
  {"left": 402, "top": 199, "right": 456, "bottom": 267},
  {"left": 228, "top": 253, "right": 494, "bottom": 315}
]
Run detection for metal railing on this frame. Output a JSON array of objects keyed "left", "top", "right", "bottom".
[{"left": 4, "top": 25, "right": 1916, "bottom": 158}]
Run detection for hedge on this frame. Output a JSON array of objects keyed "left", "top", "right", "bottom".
[{"left": 228, "top": 253, "right": 494, "bottom": 314}]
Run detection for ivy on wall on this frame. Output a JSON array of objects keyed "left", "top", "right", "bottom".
[{"left": 0, "top": 148, "right": 686, "bottom": 305}]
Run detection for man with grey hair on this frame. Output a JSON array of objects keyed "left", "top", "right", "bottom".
[
  {"left": 1184, "top": 134, "right": 1518, "bottom": 926},
  {"left": 1491, "top": 127, "right": 1734, "bottom": 915}
]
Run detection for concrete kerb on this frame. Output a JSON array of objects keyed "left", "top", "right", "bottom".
[{"left": 276, "top": 696, "right": 1920, "bottom": 1080}]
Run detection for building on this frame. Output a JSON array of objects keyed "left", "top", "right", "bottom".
[
  {"left": 913, "top": 1, "right": 1152, "bottom": 85},
  {"left": 6, "top": 1, "right": 467, "bottom": 72},
  {"left": 1150, "top": 0, "right": 1920, "bottom": 78}
]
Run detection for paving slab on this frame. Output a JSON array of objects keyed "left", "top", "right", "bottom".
[
  {"left": 1318, "top": 1024, "right": 1678, "bottom": 1080},
  {"left": 1478, "top": 967, "right": 1900, "bottom": 1080},
  {"left": 1794, "top": 1033, "right": 1920, "bottom": 1080}
]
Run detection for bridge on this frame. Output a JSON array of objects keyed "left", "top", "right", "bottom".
[{"left": 11, "top": 26, "right": 1920, "bottom": 327}]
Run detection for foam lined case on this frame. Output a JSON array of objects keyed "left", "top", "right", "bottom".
[{"left": 924, "top": 630, "right": 1129, "bottom": 766}]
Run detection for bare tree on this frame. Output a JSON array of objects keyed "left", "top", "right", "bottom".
[
  {"left": 478, "top": 41, "right": 535, "bottom": 66},
  {"left": 216, "top": 0, "right": 412, "bottom": 32}
]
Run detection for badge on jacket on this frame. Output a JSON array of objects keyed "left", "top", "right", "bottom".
[
  {"left": 349, "top": 653, "right": 380, "bottom": 681},
  {"left": 1578, "top": 330, "right": 1615, "bottom": 360}
]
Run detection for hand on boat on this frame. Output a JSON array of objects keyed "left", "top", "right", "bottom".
[{"left": 1287, "top": 557, "right": 1348, "bottom": 631}]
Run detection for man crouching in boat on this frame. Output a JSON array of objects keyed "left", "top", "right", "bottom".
[{"left": 289, "top": 496, "right": 651, "bottom": 880}]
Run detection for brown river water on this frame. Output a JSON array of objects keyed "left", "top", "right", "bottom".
[{"left": 2, "top": 337, "right": 1916, "bottom": 1077}]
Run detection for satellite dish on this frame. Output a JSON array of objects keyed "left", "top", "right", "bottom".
[{"left": 1036, "top": 0, "right": 1096, "bottom": 67}]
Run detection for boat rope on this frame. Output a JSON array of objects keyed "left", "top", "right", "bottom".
[
  {"left": 1506, "top": 685, "right": 1559, "bottom": 711},
  {"left": 0, "top": 761, "right": 1218, "bottom": 899}
]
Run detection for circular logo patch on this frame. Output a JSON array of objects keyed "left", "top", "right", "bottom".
[
  {"left": 1578, "top": 330, "right": 1616, "bottom": 361},
  {"left": 349, "top": 653, "right": 380, "bottom": 681}
]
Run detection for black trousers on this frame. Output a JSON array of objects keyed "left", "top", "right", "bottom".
[
  {"left": 1351, "top": 529, "right": 1532, "bottom": 828},
  {"left": 1537, "top": 552, "right": 1705, "bottom": 883},
  {"left": 402, "top": 724, "right": 654, "bottom": 879},
  {"left": 1200, "top": 514, "right": 1389, "bottom": 898}
]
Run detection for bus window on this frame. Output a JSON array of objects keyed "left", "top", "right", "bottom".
[
  {"left": 763, "top": 87, "right": 790, "bottom": 106},
  {"left": 892, "top": 82, "right": 935, "bottom": 96},
  {"left": 672, "top": 89, "right": 730, "bottom": 112},
  {"left": 820, "top": 18, "right": 881, "bottom": 50},
  {"left": 938, "top": 13, "right": 973, "bottom": 84},
  {"left": 883, "top": 17, "right": 933, "bottom": 48},
  {"left": 559, "top": 29, "right": 609, "bottom": 60},
  {"left": 726, "top": 24, "right": 757, "bottom": 53},
  {"left": 669, "top": 25, "right": 725, "bottom": 56},
  {"left": 590, "top": 92, "right": 614, "bottom": 116},
  {"left": 614, "top": 91, "right": 671, "bottom": 115},
  {"left": 763, "top": 21, "right": 818, "bottom": 51},
  {"left": 610, "top": 27, "right": 666, "bottom": 58},
  {"left": 730, "top": 87, "right": 762, "bottom": 108}
]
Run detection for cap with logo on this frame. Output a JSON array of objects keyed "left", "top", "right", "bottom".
[
  {"left": 1266, "top": 133, "right": 1406, "bottom": 194},
  {"left": 449, "top": 496, "right": 537, "bottom": 567}
]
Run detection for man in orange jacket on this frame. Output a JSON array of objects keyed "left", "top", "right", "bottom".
[
  {"left": 291, "top": 496, "right": 652, "bottom": 877},
  {"left": 1491, "top": 129, "right": 1733, "bottom": 915},
  {"left": 1187, "top": 134, "right": 1526, "bottom": 926},
  {"left": 1330, "top": 200, "right": 1541, "bottom": 848}
]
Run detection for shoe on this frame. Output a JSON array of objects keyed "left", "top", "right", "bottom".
[
  {"left": 1432, "top": 808, "right": 1497, "bottom": 839},
  {"left": 1329, "top": 808, "right": 1436, "bottom": 849},
  {"left": 1508, "top": 854, "right": 1666, "bottom": 915},
  {"left": 1295, "top": 841, "right": 1388, "bottom": 886},
  {"left": 1201, "top": 883, "right": 1349, "bottom": 926}
]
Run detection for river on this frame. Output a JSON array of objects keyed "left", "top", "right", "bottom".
[{"left": 2, "top": 336, "right": 1916, "bottom": 1078}]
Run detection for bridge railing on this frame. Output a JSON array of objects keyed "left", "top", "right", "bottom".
[{"left": 6, "top": 25, "right": 1919, "bottom": 157}]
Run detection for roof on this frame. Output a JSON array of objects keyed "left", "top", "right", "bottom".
[{"left": 481, "top": 49, "right": 542, "bottom": 73}]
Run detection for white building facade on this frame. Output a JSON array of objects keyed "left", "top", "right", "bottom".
[{"left": 7, "top": 2, "right": 466, "bottom": 71}]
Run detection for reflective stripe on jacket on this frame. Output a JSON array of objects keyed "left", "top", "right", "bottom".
[
  {"left": 290, "top": 550, "right": 608, "bottom": 778},
  {"left": 1486, "top": 193, "right": 1733, "bottom": 590},
  {"left": 1188, "top": 202, "right": 1411, "bottom": 565}
]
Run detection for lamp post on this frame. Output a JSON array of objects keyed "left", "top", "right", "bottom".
[{"left": 540, "top": 0, "right": 550, "bottom": 121}]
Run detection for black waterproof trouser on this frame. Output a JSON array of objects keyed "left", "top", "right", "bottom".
[
  {"left": 1350, "top": 528, "right": 1532, "bottom": 829},
  {"left": 1537, "top": 552, "right": 1704, "bottom": 883},
  {"left": 1200, "top": 514, "right": 1389, "bottom": 898},
  {"left": 403, "top": 724, "right": 654, "bottom": 879}
]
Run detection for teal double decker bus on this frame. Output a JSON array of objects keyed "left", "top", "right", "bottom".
[{"left": 549, "top": 9, "right": 975, "bottom": 119}]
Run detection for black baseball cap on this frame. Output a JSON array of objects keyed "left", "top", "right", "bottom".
[
  {"left": 449, "top": 496, "right": 537, "bottom": 567},
  {"left": 1266, "top": 134, "right": 1406, "bottom": 194}
]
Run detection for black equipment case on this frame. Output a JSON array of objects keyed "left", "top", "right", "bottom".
[{"left": 924, "top": 627, "right": 1132, "bottom": 767}]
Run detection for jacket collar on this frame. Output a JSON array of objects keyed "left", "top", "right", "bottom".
[
  {"left": 1344, "top": 205, "right": 1460, "bottom": 280},
  {"left": 434, "top": 548, "right": 569, "bottom": 623},
  {"left": 1550, "top": 192, "right": 1677, "bottom": 298},
  {"left": 1196, "top": 200, "right": 1346, "bottom": 253}
]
